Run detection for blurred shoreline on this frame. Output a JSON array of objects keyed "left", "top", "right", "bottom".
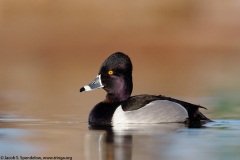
[{"left": 0, "top": 1, "right": 240, "bottom": 119}]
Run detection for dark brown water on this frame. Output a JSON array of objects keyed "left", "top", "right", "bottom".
[{"left": 1, "top": 1, "right": 240, "bottom": 160}]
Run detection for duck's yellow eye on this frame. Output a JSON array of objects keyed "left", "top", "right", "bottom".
[{"left": 108, "top": 70, "right": 114, "bottom": 75}]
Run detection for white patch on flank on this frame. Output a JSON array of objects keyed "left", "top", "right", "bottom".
[
  {"left": 112, "top": 100, "right": 188, "bottom": 124},
  {"left": 84, "top": 85, "right": 91, "bottom": 91}
]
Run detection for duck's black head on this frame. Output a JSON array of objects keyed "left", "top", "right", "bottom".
[{"left": 80, "top": 52, "right": 133, "bottom": 103}]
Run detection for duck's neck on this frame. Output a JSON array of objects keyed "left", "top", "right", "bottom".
[
  {"left": 105, "top": 77, "right": 132, "bottom": 103},
  {"left": 106, "top": 92, "right": 130, "bottom": 103}
]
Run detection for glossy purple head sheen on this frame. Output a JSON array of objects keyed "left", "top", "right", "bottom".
[
  {"left": 100, "top": 52, "right": 133, "bottom": 75},
  {"left": 80, "top": 52, "right": 133, "bottom": 103},
  {"left": 100, "top": 52, "right": 133, "bottom": 102}
]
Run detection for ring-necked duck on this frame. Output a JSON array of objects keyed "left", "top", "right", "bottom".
[{"left": 80, "top": 52, "right": 210, "bottom": 126}]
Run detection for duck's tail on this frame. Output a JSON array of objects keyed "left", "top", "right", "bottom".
[{"left": 185, "top": 110, "right": 212, "bottom": 128}]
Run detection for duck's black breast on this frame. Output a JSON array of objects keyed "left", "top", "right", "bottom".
[{"left": 88, "top": 101, "right": 121, "bottom": 126}]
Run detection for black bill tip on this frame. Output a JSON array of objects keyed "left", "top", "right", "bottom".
[{"left": 80, "top": 87, "right": 85, "bottom": 92}]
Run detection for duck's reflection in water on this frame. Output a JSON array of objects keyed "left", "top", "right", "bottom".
[
  {"left": 87, "top": 123, "right": 185, "bottom": 160},
  {"left": 103, "top": 130, "right": 132, "bottom": 160}
]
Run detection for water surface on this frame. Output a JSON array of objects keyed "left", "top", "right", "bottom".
[{"left": 1, "top": 117, "right": 240, "bottom": 160}]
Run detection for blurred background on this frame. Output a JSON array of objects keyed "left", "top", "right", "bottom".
[{"left": 1, "top": 0, "right": 240, "bottom": 121}]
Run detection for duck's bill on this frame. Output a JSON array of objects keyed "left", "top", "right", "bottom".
[{"left": 80, "top": 75, "right": 104, "bottom": 92}]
